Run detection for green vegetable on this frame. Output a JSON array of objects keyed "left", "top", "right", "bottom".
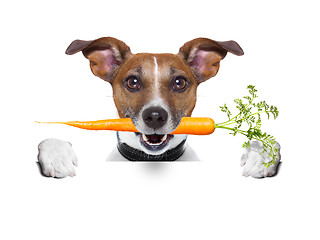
[{"left": 214, "top": 85, "right": 279, "bottom": 168}]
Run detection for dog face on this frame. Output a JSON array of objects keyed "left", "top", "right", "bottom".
[
  {"left": 112, "top": 53, "right": 198, "bottom": 133},
  {"left": 66, "top": 37, "right": 243, "bottom": 155}
]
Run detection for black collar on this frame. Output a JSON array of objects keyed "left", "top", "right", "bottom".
[{"left": 117, "top": 133, "right": 187, "bottom": 161}]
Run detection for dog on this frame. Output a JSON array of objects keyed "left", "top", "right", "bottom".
[{"left": 37, "top": 37, "right": 244, "bottom": 178}]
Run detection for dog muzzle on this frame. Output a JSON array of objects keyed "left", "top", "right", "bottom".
[{"left": 116, "top": 132, "right": 186, "bottom": 161}]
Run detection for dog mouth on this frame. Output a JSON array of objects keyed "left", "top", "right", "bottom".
[{"left": 139, "top": 133, "right": 173, "bottom": 151}]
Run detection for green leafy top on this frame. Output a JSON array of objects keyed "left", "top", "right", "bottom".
[{"left": 215, "top": 85, "right": 279, "bottom": 167}]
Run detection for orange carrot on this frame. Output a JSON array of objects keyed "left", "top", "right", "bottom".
[
  {"left": 36, "top": 117, "right": 215, "bottom": 135},
  {"left": 171, "top": 117, "right": 215, "bottom": 135}
]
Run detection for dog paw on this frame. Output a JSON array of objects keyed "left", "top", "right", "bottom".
[
  {"left": 37, "top": 138, "right": 78, "bottom": 178},
  {"left": 240, "top": 140, "right": 281, "bottom": 178}
]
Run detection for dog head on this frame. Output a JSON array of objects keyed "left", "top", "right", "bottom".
[{"left": 66, "top": 37, "right": 243, "bottom": 154}]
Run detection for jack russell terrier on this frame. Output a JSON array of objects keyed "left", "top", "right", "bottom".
[{"left": 37, "top": 37, "right": 244, "bottom": 178}]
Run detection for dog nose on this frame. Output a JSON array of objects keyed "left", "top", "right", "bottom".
[{"left": 142, "top": 107, "right": 168, "bottom": 129}]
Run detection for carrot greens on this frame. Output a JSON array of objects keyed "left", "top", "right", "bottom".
[{"left": 214, "top": 85, "right": 279, "bottom": 168}]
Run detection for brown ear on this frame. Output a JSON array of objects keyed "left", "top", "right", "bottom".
[
  {"left": 178, "top": 38, "right": 244, "bottom": 83},
  {"left": 66, "top": 37, "right": 131, "bottom": 82}
]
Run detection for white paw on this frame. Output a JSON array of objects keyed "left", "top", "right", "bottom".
[
  {"left": 240, "top": 140, "right": 281, "bottom": 178},
  {"left": 37, "top": 138, "right": 78, "bottom": 178}
]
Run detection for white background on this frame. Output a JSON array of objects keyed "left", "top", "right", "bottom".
[{"left": 1, "top": 0, "right": 319, "bottom": 239}]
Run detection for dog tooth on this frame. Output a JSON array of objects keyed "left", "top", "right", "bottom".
[
  {"left": 142, "top": 134, "right": 148, "bottom": 142},
  {"left": 162, "top": 134, "right": 168, "bottom": 141}
]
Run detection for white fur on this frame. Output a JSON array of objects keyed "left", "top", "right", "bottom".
[
  {"left": 153, "top": 56, "right": 159, "bottom": 97},
  {"left": 38, "top": 138, "right": 78, "bottom": 178},
  {"left": 118, "top": 132, "right": 141, "bottom": 150},
  {"left": 240, "top": 140, "right": 281, "bottom": 178}
]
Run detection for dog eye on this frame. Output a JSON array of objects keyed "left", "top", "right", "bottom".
[
  {"left": 172, "top": 76, "right": 188, "bottom": 92},
  {"left": 125, "top": 76, "right": 141, "bottom": 92}
]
